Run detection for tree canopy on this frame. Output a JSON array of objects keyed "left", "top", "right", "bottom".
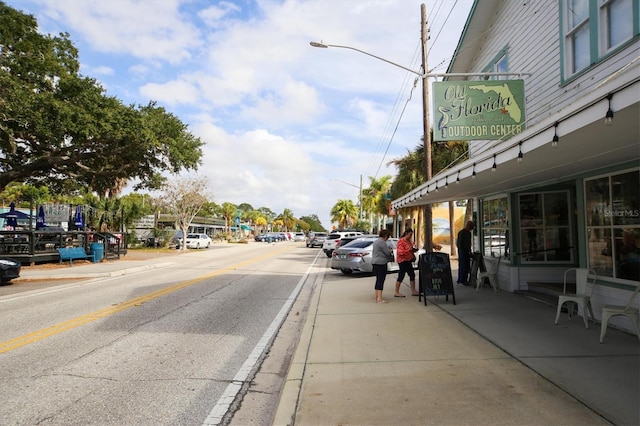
[{"left": 0, "top": 2, "right": 203, "bottom": 195}]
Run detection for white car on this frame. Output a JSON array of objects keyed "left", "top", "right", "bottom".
[
  {"left": 185, "top": 233, "right": 211, "bottom": 249},
  {"left": 322, "top": 231, "right": 363, "bottom": 257}
]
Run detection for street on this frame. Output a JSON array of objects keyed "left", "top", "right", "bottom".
[{"left": 0, "top": 242, "right": 318, "bottom": 425}]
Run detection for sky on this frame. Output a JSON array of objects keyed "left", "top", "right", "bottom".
[{"left": 7, "top": 0, "right": 474, "bottom": 230}]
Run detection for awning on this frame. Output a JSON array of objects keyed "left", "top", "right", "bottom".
[
  {"left": 241, "top": 224, "right": 252, "bottom": 231},
  {"left": 392, "top": 78, "right": 639, "bottom": 209}
]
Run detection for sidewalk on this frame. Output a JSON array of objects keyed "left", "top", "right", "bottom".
[
  {"left": 15, "top": 251, "right": 640, "bottom": 425},
  {"left": 274, "top": 260, "right": 639, "bottom": 425}
]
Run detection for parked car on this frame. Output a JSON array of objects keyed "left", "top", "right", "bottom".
[
  {"left": 330, "top": 237, "right": 424, "bottom": 275},
  {"left": 293, "top": 232, "right": 306, "bottom": 242},
  {"left": 185, "top": 233, "right": 211, "bottom": 249},
  {"left": 306, "top": 232, "right": 328, "bottom": 248},
  {"left": 255, "top": 232, "right": 283, "bottom": 242},
  {"left": 0, "top": 258, "right": 21, "bottom": 283},
  {"left": 322, "top": 231, "right": 362, "bottom": 257}
]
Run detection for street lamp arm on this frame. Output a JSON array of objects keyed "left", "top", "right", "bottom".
[
  {"left": 310, "top": 41, "right": 424, "bottom": 78},
  {"left": 330, "top": 178, "right": 359, "bottom": 189}
]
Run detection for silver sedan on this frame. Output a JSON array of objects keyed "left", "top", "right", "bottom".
[{"left": 331, "top": 237, "right": 424, "bottom": 275}]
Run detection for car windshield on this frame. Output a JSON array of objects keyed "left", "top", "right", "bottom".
[{"left": 187, "top": 234, "right": 198, "bottom": 238}]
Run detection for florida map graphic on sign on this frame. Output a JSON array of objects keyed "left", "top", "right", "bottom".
[{"left": 433, "top": 80, "right": 526, "bottom": 141}]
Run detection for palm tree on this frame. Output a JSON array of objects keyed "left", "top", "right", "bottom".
[
  {"left": 331, "top": 199, "right": 358, "bottom": 229},
  {"left": 254, "top": 216, "right": 267, "bottom": 233},
  {"left": 279, "top": 208, "right": 296, "bottom": 231},
  {"left": 388, "top": 139, "right": 469, "bottom": 248},
  {"left": 361, "top": 175, "right": 393, "bottom": 234},
  {"left": 221, "top": 202, "right": 237, "bottom": 233}
]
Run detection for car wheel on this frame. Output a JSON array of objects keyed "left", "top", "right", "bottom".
[
  {"left": 340, "top": 269, "right": 353, "bottom": 275},
  {"left": 206, "top": 243, "right": 210, "bottom": 248}
]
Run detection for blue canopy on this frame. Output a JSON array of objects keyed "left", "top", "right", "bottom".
[{"left": 0, "top": 202, "right": 30, "bottom": 228}]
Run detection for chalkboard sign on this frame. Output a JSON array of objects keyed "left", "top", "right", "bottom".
[{"left": 418, "top": 252, "right": 456, "bottom": 305}]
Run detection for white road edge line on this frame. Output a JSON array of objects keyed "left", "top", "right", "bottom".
[{"left": 202, "top": 251, "right": 324, "bottom": 426}]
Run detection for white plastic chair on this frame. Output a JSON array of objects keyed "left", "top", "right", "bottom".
[
  {"left": 600, "top": 284, "right": 640, "bottom": 343},
  {"left": 476, "top": 255, "right": 500, "bottom": 292},
  {"left": 555, "top": 268, "right": 596, "bottom": 328}
]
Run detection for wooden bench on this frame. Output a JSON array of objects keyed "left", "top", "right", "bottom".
[{"left": 57, "top": 247, "right": 94, "bottom": 265}]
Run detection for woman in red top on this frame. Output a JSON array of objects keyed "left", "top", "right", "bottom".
[{"left": 394, "top": 229, "right": 418, "bottom": 297}]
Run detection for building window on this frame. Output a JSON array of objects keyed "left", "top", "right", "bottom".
[
  {"left": 519, "top": 191, "right": 572, "bottom": 263},
  {"left": 565, "top": 0, "right": 591, "bottom": 74},
  {"left": 562, "top": 0, "right": 639, "bottom": 78},
  {"left": 483, "top": 48, "right": 509, "bottom": 80},
  {"left": 585, "top": 169, "right": 640, "bottom": 281},
  {"left": 481, "top": 196, "right": 509, "bottom": 259},
  {"left": 600, "top": 0, "right": 634, "bottom": 51}
]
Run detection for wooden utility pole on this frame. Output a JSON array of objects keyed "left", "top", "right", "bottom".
[{"left": 421, "top": 3, "right": 433, "bottom": 252}]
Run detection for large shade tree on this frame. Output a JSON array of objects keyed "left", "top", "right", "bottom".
[{"left": 0, "top": 3, "right": 203, "bottom": 195}]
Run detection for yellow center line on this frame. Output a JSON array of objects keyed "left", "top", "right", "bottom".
[{"left": 0, "top": 245, "right": 294, "bottom": 354}]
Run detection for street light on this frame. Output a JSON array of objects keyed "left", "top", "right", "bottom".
[
  {"left": 330, "top": 175, "right": 363, "bottom": 223},
  {"left": 311, "top": 5, "right": 433, "bottom": 250}
]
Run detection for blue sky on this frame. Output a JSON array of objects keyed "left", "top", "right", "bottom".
[{"left": 8, "top": 0, "right": 474, "bottom": 229}]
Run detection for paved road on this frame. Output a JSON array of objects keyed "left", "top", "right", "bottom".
[{"left": 0, "top": 242, "right": 315, "bottom": 425}]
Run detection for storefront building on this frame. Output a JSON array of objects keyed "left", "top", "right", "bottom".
[{"left": 392, "top": 0, "right": 639, "bottom": 332}]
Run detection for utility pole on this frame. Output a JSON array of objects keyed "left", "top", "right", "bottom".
[{"left": 421, "top": 3, "right": 433, "bottom": 252}]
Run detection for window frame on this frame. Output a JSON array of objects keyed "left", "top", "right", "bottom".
[
  {"left": 482, "top": 47, "right": 509, "bottom": 81},
  {"left": 584, "top": 168, "right": 640, "bottom": 281},
  {"left": 480, "top": 195, "right": 510, "bottom": 260},
  {"left": 518, "top": 190, "right": 574, "bottom": 264},
  {"left": 560, "top": 0, "right": 640, "bottom": 80}
]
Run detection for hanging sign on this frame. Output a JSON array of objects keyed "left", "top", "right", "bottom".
[{"left": 433, "top": 80, "right": 526, "bottom": 141}]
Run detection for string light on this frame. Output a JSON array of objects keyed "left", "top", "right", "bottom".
[
  {"left": 552, "top": 122, "right": 559, "bottom": 148},
  {"left": 517, "top": 142, "right": 523, "bottom": 163},
  {"left": 472, "top": 163, "right": 476, "bottom": 178},
  {"left": 605, "top": 93, "right": 614, "bottom": 125},
  {"left": 456, "top": 171, "right": 460, "bottom": 184},
  {"left": 492, "top": 154, "right": 497, "bottom": 172}
]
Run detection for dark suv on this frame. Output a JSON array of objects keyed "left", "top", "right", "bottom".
[{"left": 306, "top": 232, "right": 328, "bottom": 248}]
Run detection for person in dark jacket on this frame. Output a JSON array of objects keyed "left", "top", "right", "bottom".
[{"left": 456, "top": 221, "right": 474, "bottom": 285}]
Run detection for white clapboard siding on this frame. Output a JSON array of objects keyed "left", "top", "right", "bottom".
[{"left": 457, "top": 0, "right": 639, "bottom": 129}]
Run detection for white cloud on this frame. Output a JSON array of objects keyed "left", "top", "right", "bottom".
[{"left": 9, "top": 0, "right": 474, "bottom": 229}]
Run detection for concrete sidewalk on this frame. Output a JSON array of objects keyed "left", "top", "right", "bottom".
[
  {"left": 274, "top": 264, "right": 639, "bottom": 425},
  {"left": 15, "top": 251, "right": 640, "bottom": 425}
]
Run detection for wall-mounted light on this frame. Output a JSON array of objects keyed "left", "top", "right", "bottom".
[
  {"left": 605, "top": 93, "right": 614, "bottom": 126},
  {"left": 472, "top": 163, "right": 476, "bottom": 179},
  {"left": 517, "top": 142, "right": 523, "bottom": 163},
  {"left": 552, "top": 122, "right": 559, "bottom": 148},
  {"left": 434, "top": 182, "right": 439, "bottom": 192},
  {"left": 492, "top": 154, "right": 497, "bottom": 172},
  {"left": 445, "top": 176, "right": 449, "bottom": 188},
  {"left": 456, "top": 171, "right": 460, "bottom": 184}
]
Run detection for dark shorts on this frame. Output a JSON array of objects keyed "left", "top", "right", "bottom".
[
  {"left": 373, "top": 263, "right": 388, "bottom": 290},
  {"left": 397, "top": 261, "right": 415, "bottom": 282}
]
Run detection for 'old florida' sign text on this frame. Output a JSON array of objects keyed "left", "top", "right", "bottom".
[{"left": 433, "top": 80, "right": 526, "bottom": 141}]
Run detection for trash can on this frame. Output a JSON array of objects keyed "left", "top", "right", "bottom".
[{"left": 90, "top": 242, "right": 104, "bottom": 262}]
